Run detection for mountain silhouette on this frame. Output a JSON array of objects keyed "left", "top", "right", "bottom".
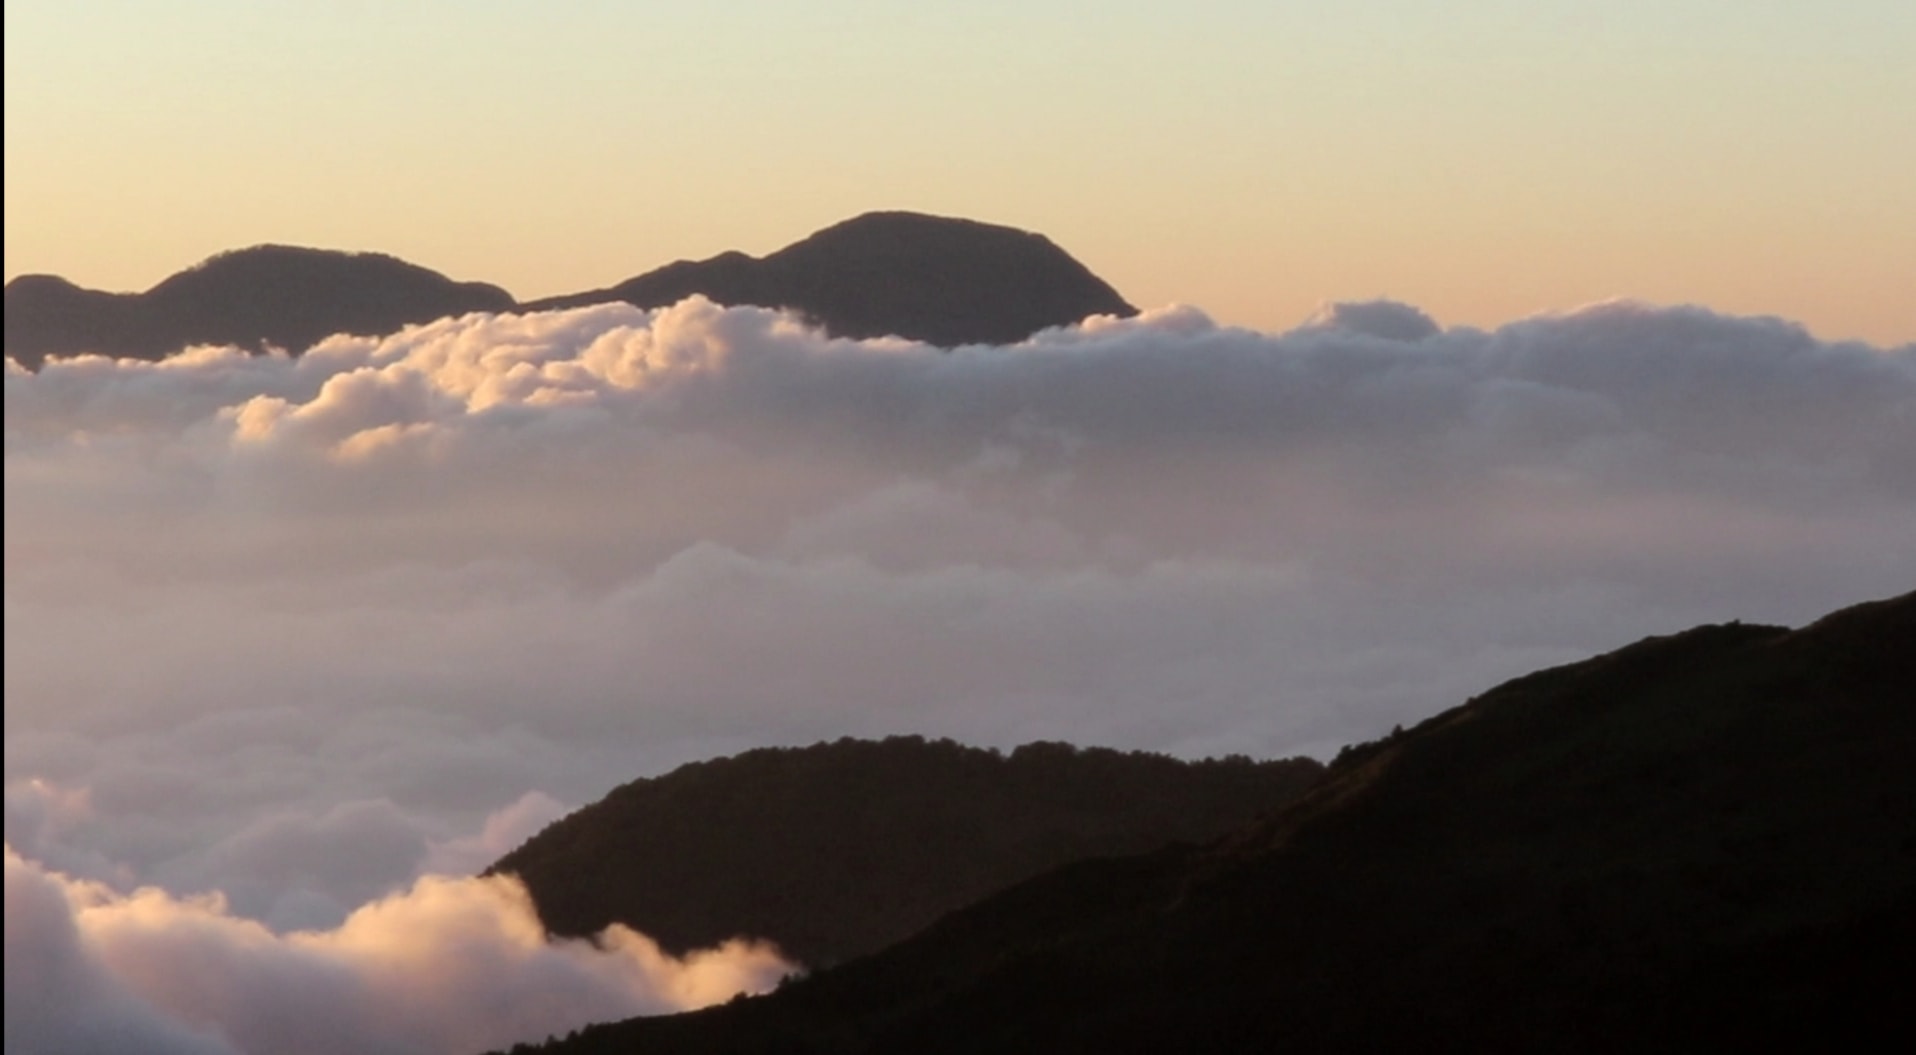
[
  {"left": 523, "top": 212, "right": 1137, "bottom": 346},
  {"left": 498, "top": 591, "right": 1916, "bottom": 1054},
  {"left": 486, "top": 736, "right": 1321, "bottom": 968},
  {"left": 3, "top": 246, "right": 514, "bottom": 366},
  {"left": 4, "top": 213, "right": 1137, "bottom": 368}
]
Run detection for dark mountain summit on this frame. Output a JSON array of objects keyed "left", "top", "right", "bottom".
[
  {"left": 525, "top": 212, "right": 1138, "bottom": 346},
  {"left": 4, "top": 213, "right": 1136, "bottom": 368},
  {"left": 486, "top": 736, "right": 1320, "bottom": 968},
  {"left": 3, "top": 246, "right": 514, "bottom": 366},
  {"left": 501, "top": 591, "right": 1916, "bottom": 1054}
]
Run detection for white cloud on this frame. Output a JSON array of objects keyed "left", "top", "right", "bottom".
[
  {"left": 422, "top": 791, "right": 571, "bottom": 878},
  {"left": 3, "top": 846, "right": 791, "bottom": 1055},
  {"left": 1300, "top": 298, "right": 1441, "bottom": 341},
  {"left": 4, "top": 294, "right": 1912, "bottom": 1048}
]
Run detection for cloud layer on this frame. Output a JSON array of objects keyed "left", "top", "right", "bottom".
[
  {"left": 4, "top": 845, "right": 791, "bottom": 1055},
  {"left": 6, "top": 296, "right": 1912, "bottom": 1051}
]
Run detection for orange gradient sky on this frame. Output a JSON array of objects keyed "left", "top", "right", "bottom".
[{"left": 5, "top": 1, "right": 1913, "bottom": 343}]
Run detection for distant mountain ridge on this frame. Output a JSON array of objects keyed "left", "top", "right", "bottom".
[
  {"left": 501, "top": 590, "right": 1916, "bottom": 1054},
  {"left": 3, "top": 213, "right": 1137, "bottom": 368},
  {"left": 522, "top": 212, "right": 1136, "bottom": 347},
  {"left": 485, "top": 737, "right": 1322, "bottom": 968},
  {"left": 3, "top": 247, "right": 515, "bottom": 367}
]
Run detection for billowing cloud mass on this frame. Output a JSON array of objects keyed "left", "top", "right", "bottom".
[
  {"left": 3, "top": 845, "right": 792, "bottom": 1055},
  {"left": 5, "top": 296, "right": 1913, "bottom": 1051}
]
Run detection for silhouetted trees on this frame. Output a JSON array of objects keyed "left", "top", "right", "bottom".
[{"left": 487, "top": 735, "right": 1320, "bottom": 967}]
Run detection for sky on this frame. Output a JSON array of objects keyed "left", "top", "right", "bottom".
[
  {"left": 5, "top": 4, "right": 1915, "bottom": 1054},
  {"left": 5, "top": 0, "right": 1914, "bottom": 343}
]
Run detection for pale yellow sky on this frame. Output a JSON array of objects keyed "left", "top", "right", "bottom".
[{"left": 6, "top": 1, "right": 1913, "bottom": 343}]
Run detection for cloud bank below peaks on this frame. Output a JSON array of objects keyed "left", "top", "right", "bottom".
[{"left": 4, "top": 297, "right": 1912, "bottom": 1015}]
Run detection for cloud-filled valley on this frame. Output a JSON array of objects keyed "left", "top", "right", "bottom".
[{"left": 6, "top": 296, "right": 1913, "bottom": 1053}]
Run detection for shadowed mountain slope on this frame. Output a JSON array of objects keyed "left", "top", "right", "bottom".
[
  {"left": 5, "top": 213, "right": 1136, "bottom": 368},
  {"left": 502, "top": 590, "right": 1916, "bottom": 1054},
  {"left": 486, "top": 736, "right": 1321, "bottom": 968}
]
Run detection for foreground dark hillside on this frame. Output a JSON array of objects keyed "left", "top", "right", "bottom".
[
  {"left": 503, "top": 591, "right": 1916, "bottom": 1054},
  {"left": 4, "top": 212, "right": 1136, "bottom": 367},
  {"left": 487, "top": 737, "right": 1321, "bottom": 967}
]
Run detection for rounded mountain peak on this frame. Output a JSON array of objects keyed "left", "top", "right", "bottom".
[
  {"left": 778, "top": 211, "right": 1067, "bottom": 263},
  {"left": 150, "top": 245, "right": 512, "bottom": 308},
  {"left": 761, "top": 211, "right": 1137, "bottom": 345}
]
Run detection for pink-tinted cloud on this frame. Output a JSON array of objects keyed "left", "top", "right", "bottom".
[
  {"left": 4, "top": 845, "right": 790, "bottom": 1055},
  {"left": 4, "top": 296, "right": 1910, "bottom": 1050}
]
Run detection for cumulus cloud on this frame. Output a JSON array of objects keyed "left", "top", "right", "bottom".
[
  {"left": 4, "top": 295, "right": 1912, "bottom": 1048},
  {"left": 4, "top": 845, "right": 791, "bottom": 1055},
  {"left": 1300, "top": 298, "right": 1441, "bottom": 341},
  {"left": 5, "top": 846, "right": 233, "bottom": 1055}
]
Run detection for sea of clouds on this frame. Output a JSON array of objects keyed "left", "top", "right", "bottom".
[{"left": 6, "top": 296, "right": 1913, "bottom": 1053}]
